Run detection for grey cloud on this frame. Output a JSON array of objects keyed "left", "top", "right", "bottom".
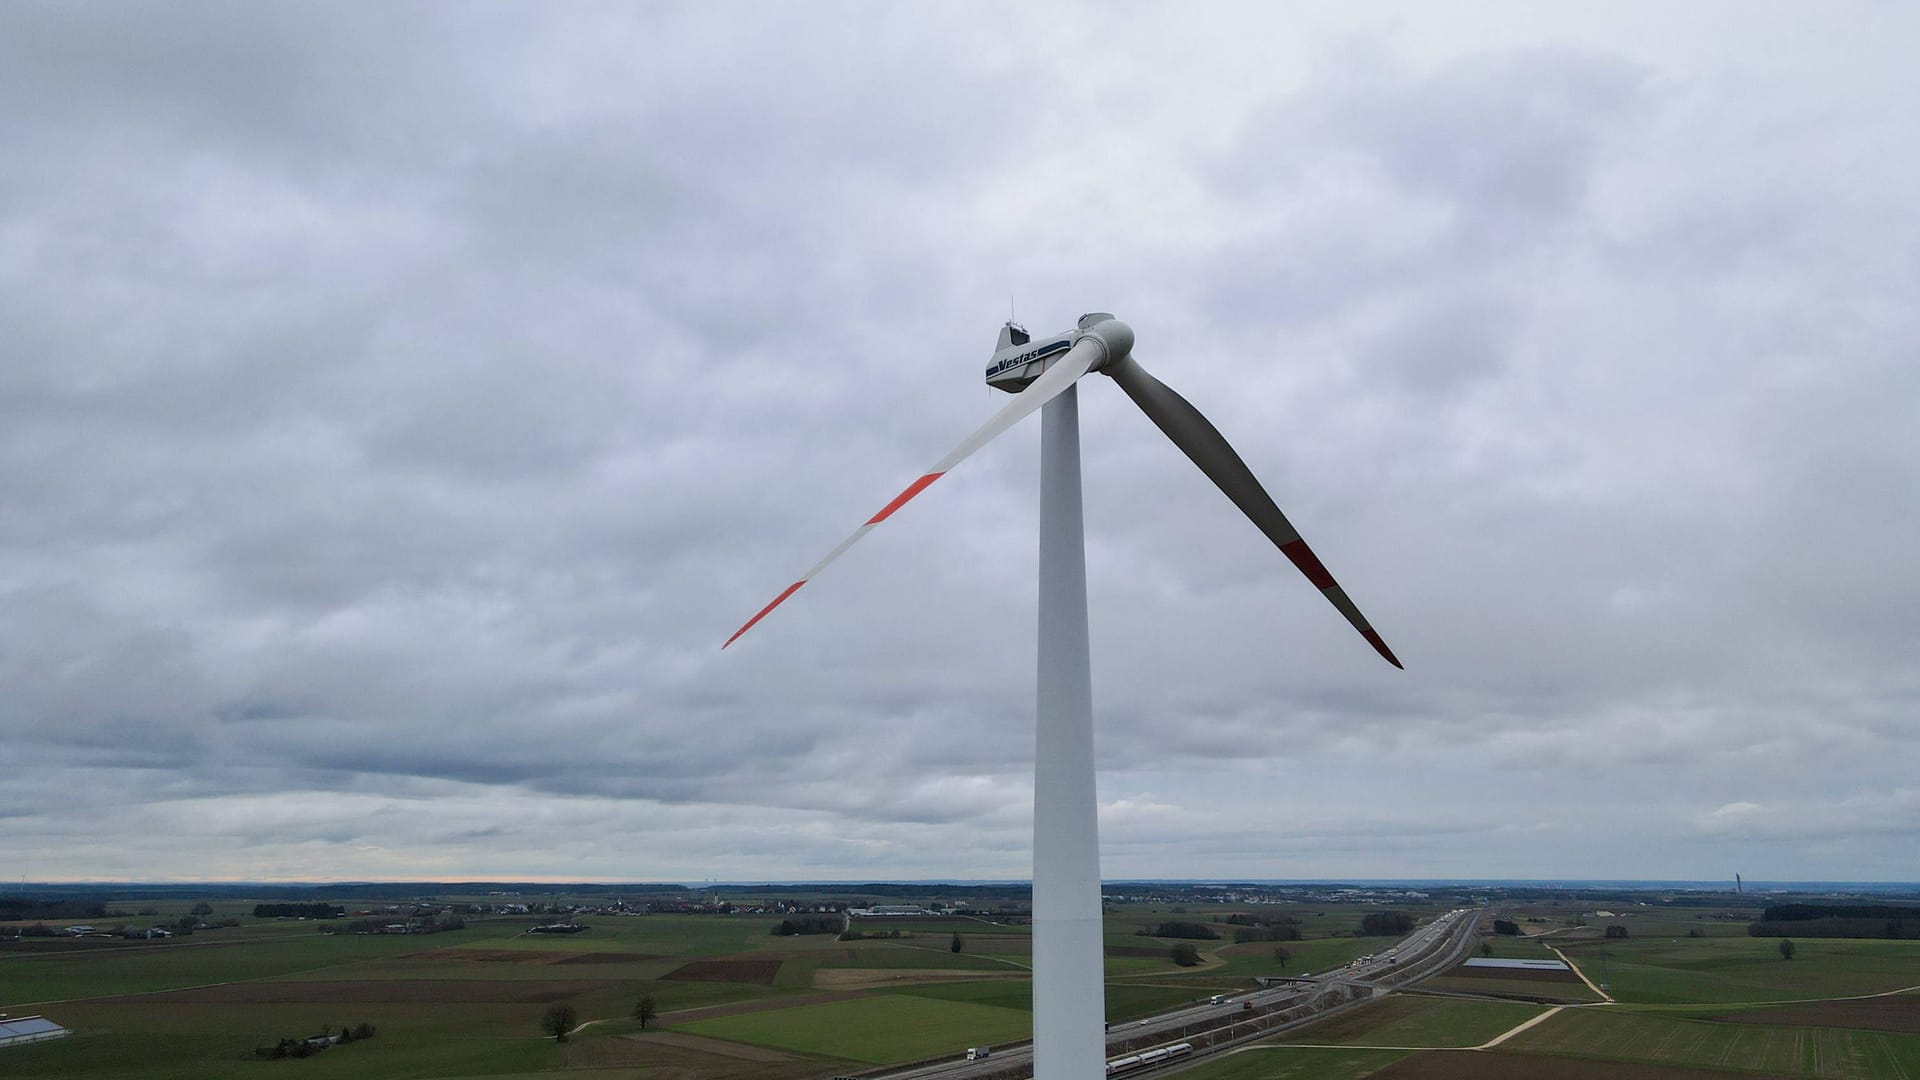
[{"left": 1, "top": 4, "right": 1915, "bottom": 882}]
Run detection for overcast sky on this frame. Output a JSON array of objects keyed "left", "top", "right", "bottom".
[{"left": 2, "top": 2, "right": 1915, "bottom": 885}]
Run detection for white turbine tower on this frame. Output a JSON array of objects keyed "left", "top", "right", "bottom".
[{"left": 727, "top": 313, "right": 1399, "bottom": 1078}]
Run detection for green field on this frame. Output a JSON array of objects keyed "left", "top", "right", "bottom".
[
  {"left": 1476, "top": 933, "right": 1576, "bottom": 960},
  {"left": 889, "top": 972, "right": 1247, "bottom": 1023},
  {"left": 11, "top": 893, "right": 1918, "bottom": 1079},
  {"left": 0, "top": 1025, "right": 563, "bottom": 1080},
  {"left": 676, "top": 992, "right": 1031, "bottom": 1064},
  {"left": 1561, "top": 937, "right": 1920, "bottom": 1005},
  {"left": 1417, "top": 972, "right": 1604, "bottom": 1002},
  {"left": 1277, "top": 994, "right": 1547, "bottom": 1048},
  {"left": 0, "top": 924, "right": 528, "bottom": 1005},
  {"left": 1505, "top": 1004, "right": 1920, "bottom": 1078},
  {"left": 1207, "top": 936, "right": 1383, "bottom": 978},
  {"left": 1175, "top": 1045, "right": 1409, "bottom": 1079},
  {"left": 479, "top": 914, "right": 791, "bottom": 956}
]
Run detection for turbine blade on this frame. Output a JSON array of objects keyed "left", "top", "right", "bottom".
[
  {"left": 725, "top": 338, "right": 1104, "bottom": 648},
  {"left": 1103, "top": 354, "right": 1402, "bottom": 668}
]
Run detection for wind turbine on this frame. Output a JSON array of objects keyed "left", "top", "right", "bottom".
[{"left": 726, "top": 313, "right": 1399, "bottom": 1079}]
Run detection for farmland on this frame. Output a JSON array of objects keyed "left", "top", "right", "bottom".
[
  {"left": 5, "top": 884, "right": 1919, "bottom": 1079},
  {"left": 1504, "top": 1003, "right": 1920, "bottom": 1078},
  {"left": 1211, "top": 891, "right": 1920, "bottom": 1080},
  {"left": 1272, "top": 995, "right": 1547, "bottom": 1048},
  {"left": 1558, "top": 937, "right": 1920, "bottom": 1005},
  {"left": 3, "top": 886, "right": 1444, "bottom": 1079}
]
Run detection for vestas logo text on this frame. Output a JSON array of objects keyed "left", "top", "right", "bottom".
[{"left": 986, "top": 339, "right": 1071, "bottom": 378}]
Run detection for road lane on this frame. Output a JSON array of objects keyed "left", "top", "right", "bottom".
[{"left": 871, "top": 908, "right": 1486, "bottom": 1080}]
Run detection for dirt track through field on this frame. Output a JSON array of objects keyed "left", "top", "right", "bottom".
[
  {"left": 664, "top": 958, "right": 785, "bottom": 984},
  {"left": 664, "top": 990, "right": 868, "bottom": 1023},
  {"left": 624, "top": 1030, "right": 798, "bottom": 1062},
  {"left": 813, "top": 968, "right": 1020, "bottom": 991},
  {"left": 1548, "top": 944, "right": 1614, "bottom": 1001},
  {"left": 1371, "top": 1050, "right": 1799, "bottom": 1079}
]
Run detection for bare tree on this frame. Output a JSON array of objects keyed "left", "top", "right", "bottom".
[{"left": 542, "top": 1003, "right": 578, "bottom": 1042}]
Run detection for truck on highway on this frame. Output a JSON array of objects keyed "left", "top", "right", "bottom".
[{"left": 965, "top": 1047, "right": 990, "bottom": 1061}]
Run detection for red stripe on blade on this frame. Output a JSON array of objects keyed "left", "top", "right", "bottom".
[
  {"left": 866, "top": 472, "right": 945, "bottom": 525},
  {"left": 1279, "top": 539, "right": 1337, "bottom": 591},
  {"left": 1362, "top": 628, "right": 1404, "bottom": 669},
  {"left": 723, "top": 580, "right": 807, "bottom": 649}
]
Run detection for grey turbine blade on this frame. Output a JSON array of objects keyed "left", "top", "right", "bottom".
[{"left": 1102, "top": 353, "right": 1402, "bottom": 668}]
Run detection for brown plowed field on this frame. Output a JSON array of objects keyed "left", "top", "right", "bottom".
[
  {"left": 110, "top": 978, "right": 613, "bottom": 1004},
  {"left": 400, "top": 947, "right": 574, "bottom": 963},
  {"left": 1418, "top": 975, "right": 1595, "bottom": 1003},
  {"left": 561, "top": 1037, "right": 654, "bottom": 1067},
  {"left": 553, "top": 950, "right": 667, "bottom": 964},
  {"left": 1442, "top": 963, "right": 1581, "bottom": 983},
  {"left": 1374, "top": 1050, "right": 1797, "bottom": 1080},
  {"left": 666, "top": 990, "right": 866, "bottom": 1023},
  {"left": 1712, "top": 994, "right": 1920, "bottom": 1033},
  {"left": 664, "top": 958, "right": 785, "bottom": 984},
  {"left": 814, "top": 968, "right": 1018, "bottom": 991},
  {"left": 624, "top": 1030, "right": 797, "bottom": 1062}
]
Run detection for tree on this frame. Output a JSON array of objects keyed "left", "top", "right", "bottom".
[
  {"left": 633, "top": 995, "right": 657, "bottom": 1029},
  {"left": 1170, "top": 943, "right": 1200, "bottom": 967},
  {"left": 1604, "top": 925, "right": 1629, "bottom": 940},
  {"left": 951, "top": 932, "right": 964, "bottom": 953},
  {"left": 1272, "top": 946, "right": 1290, "bottom": 969},
  {"left": 1361, "top": 912, "right": 1416, "bottom": 936},
  {"left": 1480, "top": 942, "right": 1493, "bottom": 958},
  {"left": 189, "top": 902, "right": 214, "bottom": 918},
  {"left": 1779, "top": 939, "right": 1796, "bottom": 961},
  {"left": 542, "top": 1003, "right": 578, "bottom": 1042}
]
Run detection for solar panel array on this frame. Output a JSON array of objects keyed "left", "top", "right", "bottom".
[
  {"left": 1460, "top": 956, "right": 1571, "bottom": 970},
  {"left": 0, "top": 1014, "right": 69, "bottom": 1045}
]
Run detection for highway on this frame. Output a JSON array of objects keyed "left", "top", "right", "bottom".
[{"left": 871, "top": 908, "right": 1485, "bottom": 1080}]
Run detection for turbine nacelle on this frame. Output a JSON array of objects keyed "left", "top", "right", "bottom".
[
  {"left": 729, "top": 310, "right": 1397, "bottom": 669},
  {"left": 985, "top": 313, "right": 1134, "bottom": 393}
]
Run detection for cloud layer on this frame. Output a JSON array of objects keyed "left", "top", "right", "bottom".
[{"left": 2, "top": 2, "right": 1916, "bottom": 882}]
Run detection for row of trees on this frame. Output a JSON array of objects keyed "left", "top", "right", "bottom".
[
  {"left": 255, "top": 903, "right": 344, "bottom": 919},
  {"left": 1361, "top": 912, "right": 1416, "bottom": 936},
  {"left": 327, "top": 913, "right": 466, "bottom": 935},
  {"left": 0, "top": 896, "right": 109, "bottom": 921},
  {"left": 1141, "top": 921, "right": 1219, "bottom": 940},
  {"left": 254, "top": 1023, "right": 376, "bottom": 1059},
  {"left": 1233, "top": 924, "right": 1302, "bottom": 943},
  {"left": 1751, "top": 903, "right": 1920, "bottom": 940},
  {"left": 770, "top": 915, "right": 840, "bottom": 936}
]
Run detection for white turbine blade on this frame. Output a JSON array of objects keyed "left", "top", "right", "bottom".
[{"left": 724, "top": 337, "right": 1103, "bottom": 648}]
